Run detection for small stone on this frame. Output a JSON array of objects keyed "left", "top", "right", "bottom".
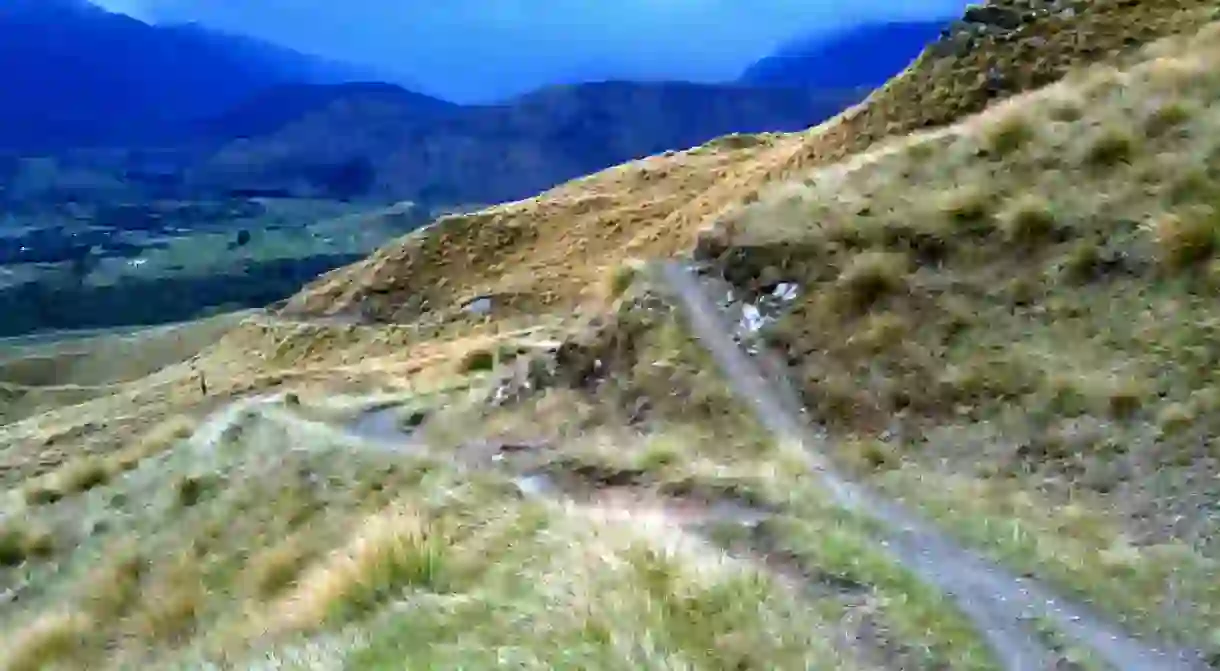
[{"left": 463, "top": 296, "right": 494, "bottom": 315}]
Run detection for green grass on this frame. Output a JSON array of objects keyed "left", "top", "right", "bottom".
[
  {"left": 875, "top": 468, "right": 1220, "bottom": 650},
  {"left": 345, "top": 496, "right": 855, "bottom": 671},
  {"left": 765, "top": 493, "right": 999, "bottom": 671}
]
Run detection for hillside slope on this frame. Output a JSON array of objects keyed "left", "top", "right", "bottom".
[
  {"left": 284, "top": 0, "right": 1220, "bottom": 323},
  {"left": 7, "top": 4, "right": 1220, "bottom": 668}
]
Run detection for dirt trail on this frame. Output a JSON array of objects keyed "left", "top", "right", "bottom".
[
  {"left": 181, "top": 290, "right": 1204, "bottom": 669},
  {"left": 652, "top": 261, "right": 1206, "bottom": 671}
]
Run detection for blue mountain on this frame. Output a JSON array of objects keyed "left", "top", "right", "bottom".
[
  {"left": 0, "top": 0, "right": 370, "bottom": 150},
  {"left": 740, "top": 20, "right": 950, "bottom": 90}
]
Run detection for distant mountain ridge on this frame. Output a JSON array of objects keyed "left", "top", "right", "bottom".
[
  {"left": 0, "top": 5, "right": 943, "bottom": 208},
  {"left": 740, "top": 20, "right": 951, "bottom": 89},
  {"left": 195, "top": 82, "right": 458, "bottom": 141},
  {"left": 0, "top": 0, "right": 369, "bottom": 150},
  {"left": 185, "top": 80, "right": 862, "bottom": 205}
]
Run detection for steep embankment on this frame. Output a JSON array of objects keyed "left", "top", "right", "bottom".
[{"left": 283, "top": 0, "right": 1218, "bottom": 325}]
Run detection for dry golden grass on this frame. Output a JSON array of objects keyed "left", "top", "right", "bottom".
[
  {"left": 20, "top": 411, "right": 196, "bottom": 504},
  {"left": 599, "top": 258, "right": 645, "bottom": 302},
  {"left": 4, "top": 5, "right": 1220, "bottom": 669},
  {"left": 243, "top": 535, "right": 314, "bottom": 600},
  {"left": 281, "top": 3, "right": 1216, "bottom": 328},
  {"left": 1, "top": 611, "right": 93, "bottom": 671},
  {"left": 694, "top": 18, "right": 1220, "bottom": 648},
  {"left": 0, "top": 517, "right": 53, "bottom": 567},
  {"left": 1148, "top": 208, "right": 1219, "bottom": 269},
  {"left": 271, "top": 502, "right": 448, "bottom": 632}
]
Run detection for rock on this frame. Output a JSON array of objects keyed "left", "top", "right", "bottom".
[
  {"left": 463, "top": 296, "right": 494, "bottom": 315},
  {"left": 963, "top": 4, "right": 1023, "bottom": 30},
  {"left": 693, "top": 227, "right": 730, "bottom": 262},
  {"left": 985, "top": 67, "right": 1011, "bottom": 96}
]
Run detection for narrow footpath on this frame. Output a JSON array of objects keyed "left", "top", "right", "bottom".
[{"left": 652, "top": 261, "right": 1206, "bottom": 671}]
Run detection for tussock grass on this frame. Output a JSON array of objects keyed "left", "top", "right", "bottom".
[
  {"left": 0, "top": 519, "right": 53, "bottom": 567},
  {"left": 2, "top": 612, "right": 93, "bottom": 671},
  {"left": 982, "top": 113, "right": 1035, "bottom": 156},
  {"left": 999, "top": 195, "right": 1059, "bottom": 246},
  {"left": 1143, "top": 99, "right": 1196, "bottom": 137},
  {"left": 1148, "top": 208, "right": 1218, "bottom": 270},
  {"left": 23, "top": 454, "right": 117, "bottom": 504},
  {"left": 937, "top": 185, "right": 993, "bottom": 230},
  {"left": 1082, "top": 123, "right": 1139, "bottom": 168},
  {"left": 130, "top": 553, "right": 206, "bottom": 644},
  {"left": 0, "top": 372, "right": 880, "bottom": 670},
  {"left": 834, "top": 251, "right": 910, "bottom": 313},
  {"left": 697, "top": 19, "right": 1220, "bottom": 649},
  {"left": 16, "top": 412, "right": 195, "bottom": 505},
  {"left": 344, "top": 498, "right": 859, "bottom": 671},
  {"left": 601, "top": 258, "right": 645, "bottom": 301},
  {"left": 243, "top": 536, "right": 312, "bottom": 600},
  {"left": 274, "top": 503, "right": 451, "bottom": 631}
]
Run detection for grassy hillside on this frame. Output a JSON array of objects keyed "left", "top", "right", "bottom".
[
  {"left": 695, "top": 13, "right": 1220, "bottom": 637},
  {"left": 771, "top": 0, "right": 1220, "bottom": 176},
  {"left": 283, "top": 0, "right": 1220, "bottom": 326},
  {"left": 5, "top": 1, "right": 1220, "bottom": 669}
]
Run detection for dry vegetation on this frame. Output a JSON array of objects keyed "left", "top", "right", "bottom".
[
  {"left": 0, "top": 317, "right": 1003, "bottom": 670},
  {"left": 696, "top": 18, "right": 1220, "bottom": 648},
  {"left": 770, "top": 0, "right": 1220, "bottom": 176},
  {"left": 5, "top": 2, "right": 1220, "bottom": 668},
  {"left": 281, "top": 0, "right": 1217, "bottom": 330}
]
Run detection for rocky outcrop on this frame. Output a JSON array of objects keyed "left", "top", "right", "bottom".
[{"left": 932, "top": 1, "right": 1083, "bottom": 58}]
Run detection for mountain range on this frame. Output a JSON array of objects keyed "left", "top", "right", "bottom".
[
  {"left": 0, "top": 0, "right": 951, "bottom": 208},
  {"left": 738, "top": 20, "right": 947, "bottom": 89},
  {"left": 0, "top": 0, "right": 371, "bottom": 151},
  {"left": 185, "top": 81, "right": 859, "bottom": 205}
]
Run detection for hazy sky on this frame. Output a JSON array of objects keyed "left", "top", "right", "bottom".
[{"left": 92, "top": 1, "right": 968, "bottom": 102}]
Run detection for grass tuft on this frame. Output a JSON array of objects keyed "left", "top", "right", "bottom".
[
  {"left": 111, "top": 415, "right": 198, "bottom": 471},
  {"left": 1143, "top": 100, "right": 1194, "bottom": 137},
  {"left": 1148, "top": 209, "right": 1218, "bottom": 270},
  {"left": 999, "top": 195, "right": 1059, "bottom": 246},
  {"left": 175, "top": 474, "right": 217, "bottom": 508},
  {"left": 245, "top": 537, "right": 312, "bottom": 600},
  {"left": 0, "top": 520, "right": 53, "bottom": 567},
  {"left": 937, "top": 186, "right": 994, "bottom": 235},
  {"left": 983, "top": 113, "right": 1035, "bottom": 156},
  {"left": 1083, "top": 124, "right": 1138, "bottom": 168},
  {"left": 457, "top": 348, "right": 497, "bottom": 373},
  {"left": 2, "top": 612, "right": 93, "bottom": 671},
  {"left": 23, "top": 456, "right": 113, "bottom": 504},
  {"left": 275, "top": 503, "right": 451, "bottom": 631},
  {"left": 1156, "top": 402, "right": 1196, "bottom": 435},
  {"left": 132, "top": 564, "right": 205, "bottom": 644},
  {"left": 835, "top": 251, "right": 910, "bottom": 313},
  {"left": 602, "top": 260, "right": 644, "bottom": 301}
]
